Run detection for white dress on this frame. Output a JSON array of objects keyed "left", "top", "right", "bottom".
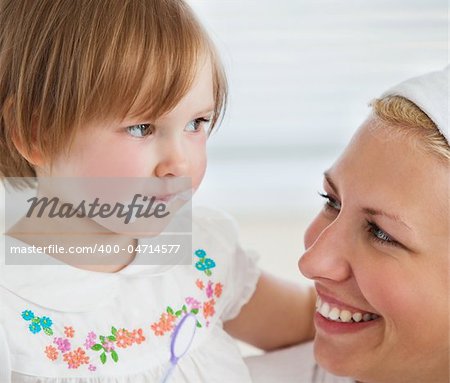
[{"left": 0, "top": 207, "right": 261, "bottom": 383}]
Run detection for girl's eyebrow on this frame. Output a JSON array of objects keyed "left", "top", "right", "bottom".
[{"left": 194, "top": 105, "right": 215, "bottom": 117}]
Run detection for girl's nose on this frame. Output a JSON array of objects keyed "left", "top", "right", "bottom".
[
  {"left": 298, "top": 217, "right": 352, "bottom": 283},
  {"left": 154, "top": 138, "right": 189, "bottom": 178}
]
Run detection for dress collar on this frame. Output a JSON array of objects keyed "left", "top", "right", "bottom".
[{"left": 0, "top": 235, "right": 177, "bottom": 312}]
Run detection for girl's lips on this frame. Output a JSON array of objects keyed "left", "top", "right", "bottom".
[
  {"left": 153, "top": 195, "right": 173, "bottom": 203},
  {"left": 152, "top": 188, "right": 193, "bottom": 203}
]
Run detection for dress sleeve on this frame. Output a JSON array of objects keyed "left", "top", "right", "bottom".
[
  {"left": 220, "top": 243, "right": 261, "bottom": 322},
  {"left": 0, "top": 322, "right": 12, "bottom": 383}
]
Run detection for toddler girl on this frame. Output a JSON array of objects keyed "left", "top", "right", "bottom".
[{"left": 0, "top": 1, "right": 315, "bottom": 382}]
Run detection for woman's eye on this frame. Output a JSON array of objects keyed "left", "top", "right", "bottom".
[
  {"left": 319, "top": 192, "right": 341, "bottom": 211},
  {"left": 367, "top": 221, "right": 399, "bottom": 247},
  {"left": 185, "top": 117, "right": 211, "bottom": 132},
  {"left": 127, "top": 124, "right": 154, "bottom": 138}
]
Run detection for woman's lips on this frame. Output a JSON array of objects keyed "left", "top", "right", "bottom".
[
  {"left": 316, "top": 295, "right": 380, "bottom": 323},
  {"left": 314, "top": 287, "right": 382, "bottom": 334}
]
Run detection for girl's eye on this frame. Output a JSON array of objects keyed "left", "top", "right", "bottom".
[
  {"left": 367, "top": 221, "right": 399, "bottom": 247},
  {"left": 127, "top": 124, "right": 154, "bottom": 138},
  {"left": 185, "top": 117, "right": 211, "bottom": 133},
  {"left": 318, "top": 192, "right": 341, "bottom": 212}
]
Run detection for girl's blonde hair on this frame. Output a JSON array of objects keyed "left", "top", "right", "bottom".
[
  {"left": 0, "top": 0, "right": 227, "bottom": 180},
  {"left": 371, "top": 96, "right": 449, "bottom": 162}
]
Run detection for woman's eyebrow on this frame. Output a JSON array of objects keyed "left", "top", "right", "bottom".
[
  {"left": 324, "top": 171, "right": 413, "bottom": 231},
  {"left": 363, "top": 208, "right": 412, "bottom": 231}
]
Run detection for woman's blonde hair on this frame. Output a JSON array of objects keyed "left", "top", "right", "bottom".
[
  {"left": 0, "top": 0, "right": 227, "bottom": 180},
  {"left": 371, "top": 95, "right": 449, "bottom": 162}
]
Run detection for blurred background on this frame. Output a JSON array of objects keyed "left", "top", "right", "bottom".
[{"left": 188, "top": 0, "right": 448, "bottom": 286}]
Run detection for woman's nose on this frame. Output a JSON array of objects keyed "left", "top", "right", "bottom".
[
  {"left": 154, "top": 137, "right": 189, "bottom": 178},
  {"left": 298, "top": 217, "right": 352, "bottom": 283}
]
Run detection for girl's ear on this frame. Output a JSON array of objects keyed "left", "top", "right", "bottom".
[
  {"left": 3, "top": 98, "right": 44, "bottom": 167},
  {"left": 11, "top": 135, "right": 44, "bottom": 167}
]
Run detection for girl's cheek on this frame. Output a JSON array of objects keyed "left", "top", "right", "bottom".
[{"left": 82, "top": 144, "right": 150, "bottom": 177}]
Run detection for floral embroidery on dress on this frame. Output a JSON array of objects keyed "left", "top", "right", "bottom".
[
  {"left": 151, "top": 312, "right": 178, "bottom": 336},
  {"left": 54, "top": 337, "right": 71, "bottom": 352},
  {"left": 84, "top": 331, "right": 97, "bottom": 350},
  {"left": 19, "top": 308, "right": 147, "bottom": 371},
  {"left": 63, "top": 347, "right": 90, "bottom": 369},
  {"left": 89, "top": 326, "right": 145, "bottom": 365},
  {"left": 25, "top": 247, "right": 224, "bottom": 370},
  {"left": 196, "top": 279, "right": 204, "bottom": 290},
  {"left": 64, "top": 326, "right": 75, "bottom": 338},
  {"left": 40, "top": 325, "right": 146, "bottom": 369},
  {"left": 44, "top": 345, "right": 59, "bottom": 361},
  {"left": 21, "top": 310, "right": 54, "bottom": 336},
  {"left": 151, "top": 247, "right": 223, "bottom": 336},
  {"left": 194, "top": 249, "right": 216, "bottom": 276}
]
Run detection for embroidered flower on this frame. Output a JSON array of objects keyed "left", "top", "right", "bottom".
[
  {"left": 150, "top": 322, "right": 164, "bottom": 336},
  {"left": 29, "top": 322, "right": 41, "bottom": 334},
  {"left": 84, "top": 332, "right": 97, "bottom": 350},
  {"left": 194, "top": 249, "right": 216, "bottom": 276},
  {"left": 214, "top": 282, "right": 223, "bottom": 298},
  {"left": 64, "top": 326, "right": 75, "bottom": 338},
  {"left": 195, "top": 249, "right": 206, "bottom": 257},
  {"left": 40, "top": 316, "right": 53, "bottom": 329},
  {"left": 63, "top": 347, "right": 89, "bottom": 369},
  {"left": 115, "top": 329, "right": 133, "bottom": 349},
  {"left": 185, "top": 297, "right": 201, "bottom": 310},
  {"left": 203, "top": 299, "right": 216, "bottom": 320},
  {"left": 129, "top": 328, "right": 145, "bottom": 345},
  {"left": 54, "top": 337, "right": 71, "bottom": 353},
  {"left": 151, "top": 313, "right": 177, "bottom": 336},
  {"left": 21, "top": 310, "right": 53, "bottom": 335},
  {"left": 102, "top": 340, "right": 115, "bottom": 352},
  {"left": 44, "top": 345, "right": 58, "bottom": 361},
  {"left": 21, "top": 310, "right": 34, "bottom": 321},
  {"left": 88, "top": 364, "right": 97, "bottom": 372},
  {"left": 206, "top": 281, "right": 214, "bottom": 299},
  {"left": 160, "top": 313, "right": 177, "bottom": 332},
  {"left": 196, "top": 279, "right": 204, "bottom": 290}
]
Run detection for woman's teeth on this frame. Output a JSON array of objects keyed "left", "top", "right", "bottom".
[{"left": 316, "top": 297, "right": 379, "bottom": 323}]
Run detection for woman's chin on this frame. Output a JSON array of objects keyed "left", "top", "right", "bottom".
[
  {"left": 312, "top": 334, "right": 373, "bottom": 381},
  {"left": 313, "top": 339, "right": 352, "bottom": 377}
]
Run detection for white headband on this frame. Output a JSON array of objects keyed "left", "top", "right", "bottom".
[{"left": 381, "top": 65, "right": 449, "bottom": 144}]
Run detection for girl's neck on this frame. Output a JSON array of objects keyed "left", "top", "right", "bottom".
[{"left": 7, "top": 215, "right": 138, "bottom": 273}]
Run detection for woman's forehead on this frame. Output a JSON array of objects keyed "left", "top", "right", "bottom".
[{"left": 327, "top": 119, "right": 449, "bottom": 232}]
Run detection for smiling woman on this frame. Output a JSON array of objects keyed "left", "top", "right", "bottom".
[
  {"left": 300, "top": 67, "right": 449, "bottom": 383},
  {"left": 246, "top": 67, "right": 449, "bottom": 383}
]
